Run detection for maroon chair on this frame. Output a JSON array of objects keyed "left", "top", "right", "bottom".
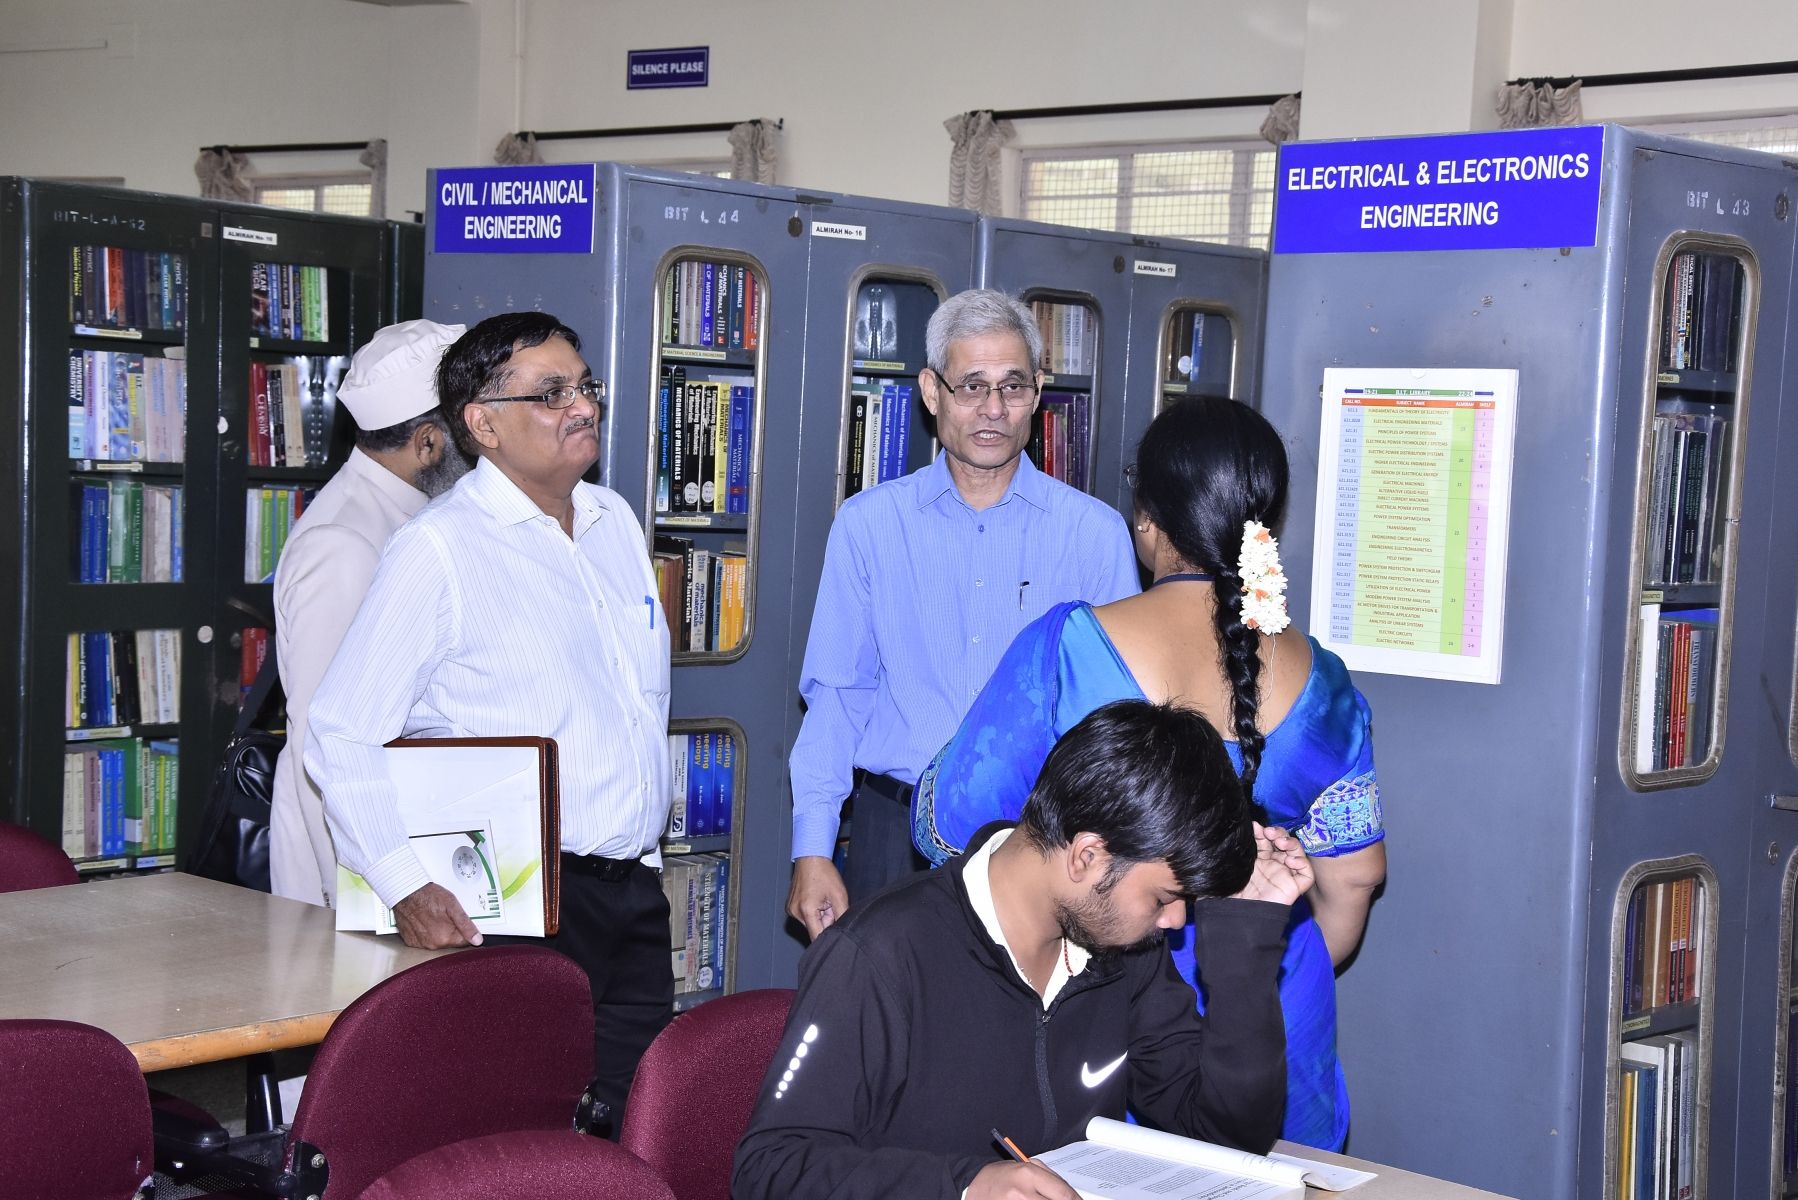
[
  {"left": 173, "top": 944, "right": 596, "bottom": 1198},
  {"left": 618, "top": 988, "right": 795, "bottom": 1200},
  {"left": 0, "top": 822, "right": 80, "bottom": 893},
  {"left": 358, "top": 1130, "right": 674, "bottom": 1200},
  {"left": 0, "top": 1019, "right": 154, "bottom": 1200}
]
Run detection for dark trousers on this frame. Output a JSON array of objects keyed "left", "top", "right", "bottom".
[
  {"left": 486, "top": 856, "right": 672, "bottom": 1135},
  {"left": 844, "top": 771, "right": 928, "bottom": 905}
]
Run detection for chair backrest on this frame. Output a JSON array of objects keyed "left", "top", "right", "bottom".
[
  {"left": 288, "top": 944, "right": 594, "bottom": 1198},
  {"left": 0, "top": 1019, "right": 153, "bottom": 1200},
  {"left": 360, "top": 1130, "right": 675, "bottom": 1200},
  {"left": 619, "top": 988, "right": 795, "bottom": 1200},
  {"left": 0, "top": 822, "right": 80, "bottom": 893}
]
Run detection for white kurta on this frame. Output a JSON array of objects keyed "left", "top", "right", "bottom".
[{"left": 270, "top": 448, "right": 428, "bottom": 906}]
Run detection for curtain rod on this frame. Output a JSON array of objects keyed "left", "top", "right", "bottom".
[
  {"left": 523, "top": 117, "right": 783, "bottom": 143},
  {"left": 1511, "top": 59, "right": 1798, "bottom": 89},
  {"left": 202, "top": 140, "right": 369, "bottom": 155},
  {"left": 986, "top": 94, "right": 1295, "bottom": 122}
]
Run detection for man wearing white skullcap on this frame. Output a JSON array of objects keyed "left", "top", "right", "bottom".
[{"left": 269, "top": 319, "right": 470, "bottom": 907}]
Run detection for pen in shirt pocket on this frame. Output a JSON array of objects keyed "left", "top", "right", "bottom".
[
  {"left": 645, "top": 595, "right": 655, "bottom": 628},
  {"left": 1017, "top": 580, "right": 1030, "bottom": 611}
]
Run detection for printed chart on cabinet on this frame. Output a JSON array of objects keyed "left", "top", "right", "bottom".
[{"left": 1309, "top": 366, "right": 1518, "bottom": 685}]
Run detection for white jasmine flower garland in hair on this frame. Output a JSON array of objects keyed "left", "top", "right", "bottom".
[{"left": 1237, "top": 520, "right": 1290, "bottom": 634}]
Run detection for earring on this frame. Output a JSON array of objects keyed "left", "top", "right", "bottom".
[{"left": 1134, "top": 522, "right": 1148, "bottom": 533}]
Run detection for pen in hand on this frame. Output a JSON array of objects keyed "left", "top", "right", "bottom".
[{"left": 993, "top": 1127, "right": 1030, "bottom": 1164}]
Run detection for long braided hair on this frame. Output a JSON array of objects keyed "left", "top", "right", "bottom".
[{"left": 1131, "top": 398, "right": 1290, "bottom": 799}]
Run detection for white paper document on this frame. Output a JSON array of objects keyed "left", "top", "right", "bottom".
[
  {"left": 336, "top": 741, "right": 555, "bottom": 937},
  {"left": 1034, "top": 1118, "right": 1375, "bottom": 1199}
]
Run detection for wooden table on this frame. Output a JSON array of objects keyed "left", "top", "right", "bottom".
[
  {"left": 1275, "top": 1140, "right": 1519, "bottom": 1199},
  {"left": 0, "top": 872, "right": 454, "bottom": 1071}
]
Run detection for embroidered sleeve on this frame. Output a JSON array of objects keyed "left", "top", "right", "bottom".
[{"left": 1295, "top": 769, "right": 1383, "bottom": 856}]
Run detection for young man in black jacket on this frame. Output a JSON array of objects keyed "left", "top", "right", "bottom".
[{"left": 733, "top": 699, "right": 1310, "bottom": 1200}]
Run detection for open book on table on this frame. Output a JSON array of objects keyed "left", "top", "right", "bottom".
[
  {"left": 336, "top": 737, "right": 561, "bottom": 938},
  {"left": 1034, "top": 1117, "right": 1376, "bottom": 1198}
]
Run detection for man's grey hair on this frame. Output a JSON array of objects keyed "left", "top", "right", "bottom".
[{"left": 924, "top": 289, "right": 1043, "bottom": 376}]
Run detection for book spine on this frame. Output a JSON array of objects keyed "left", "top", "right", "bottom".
[
  {"left": 666, "top": 734, "right": 688, "bottom": 838},
  {"left": 727, "top": 385, "right": 751, "bottom": 514},
  {"left": 711, "top": 382, "right": 729, "bottom": 514},
  {"left": 730, "top": 264, "right": 746, "bottom": 349},
  {"left": 700, "top": 263, "right": 716, "bottom": 349},
  {"left": 713, "top": 264, "right": 729, "bottom": 348},
  {"left": 714, "top": 731, "right": 735, "bottom": 835},
  {"left": 656, "top": 367, "right": 673, "bottom": 513}
]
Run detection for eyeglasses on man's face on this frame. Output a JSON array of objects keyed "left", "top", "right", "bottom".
[
  {"left": 929, "top": 368, "right": 1039, "bottom": 408},
  {"left": 489, "top": 378, "right": 607, "bottom": 410}
]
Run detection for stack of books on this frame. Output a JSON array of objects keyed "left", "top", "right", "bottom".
[
  {"left": 843, "top": 381, "right": 915, "bottom": 497},
  {"left": 68, "top": 246, "right": 186, "bottom": 332},
  {"left": 663, "top": 260, "right": 759, "bottom": 350},
  {"left": 73, "top": 480, "right": 183, "bottom": 584},
  {"left": 653, "top": 539, "right": 748, "bottom": 654},
  {"left": 65, "top": 630, "right": 180, "bottom": 728},
  {"left": 244, "top": 486, "right": 316, "bottom": 583},
  {"left": 250, "top": 263, "right": 331, "bottom": 342},
  {"left": 62, "top": 739, "right": 178, "bottom": 861},
  {"left": 67, "top": 349, "right": 187, "bottom": 462}
]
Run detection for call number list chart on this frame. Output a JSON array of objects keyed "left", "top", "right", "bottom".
[{"left": 1311, "top": 368, "right": 1517, "bottom": 685}]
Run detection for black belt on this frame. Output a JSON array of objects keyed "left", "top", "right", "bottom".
[
  {"left": 855, "top": 770, "right": 914, "bottom": 806},
  {"left": 561, "top": 851, "right": 643, "bottom": 882}
]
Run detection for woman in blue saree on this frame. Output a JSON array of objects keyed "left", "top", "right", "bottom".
[{"left": 912, "top": 397, "right": 1385, "bottom": 1151}]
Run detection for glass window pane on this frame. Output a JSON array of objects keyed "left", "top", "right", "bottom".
[
  {"left": 319, "top": 183, "right": 373, "bottom": 217},
  {"left": 256, "top": 187, "right": 317, "bottom": 213}
]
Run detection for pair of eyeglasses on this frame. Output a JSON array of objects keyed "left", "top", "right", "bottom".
[
  {"left": 929, "top": 368, "right": 1038, "bottom": 408},
  {"left": 488, "top": 379, "right": 607, "bottom": 410}
]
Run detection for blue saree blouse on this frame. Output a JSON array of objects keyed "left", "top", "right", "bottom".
[{"left": 913, "top": 601, "right": 1382, "bottom": 1149}]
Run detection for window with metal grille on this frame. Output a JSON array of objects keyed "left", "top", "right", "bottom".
[
  {"left": 1021, "top": 142, "right": 1276, "bottom": 249},
  {"left": 1637, "top": 115, "right": 1798, "bottom": 157},
  {"left": 253, "top": 175, "right": 374, "bottom": 217}
]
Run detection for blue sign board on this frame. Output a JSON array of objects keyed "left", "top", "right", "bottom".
[
  {"left": 627, "top": 46, "right": 709, "bottom": 90},
  {"left": 1274, "top": 126, "right": 1605, "bottom": 254},
  {"left": 432, "top": 164, "right": 597, "bottom": 255}
]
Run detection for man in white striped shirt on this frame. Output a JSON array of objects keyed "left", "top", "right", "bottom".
[{"left": 306, "top": 312, "right": 673, "bottom": 1128}]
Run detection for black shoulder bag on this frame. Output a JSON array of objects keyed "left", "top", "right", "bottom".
[{"left": 185, "top": 638, "right": 283, "bottom": 891}]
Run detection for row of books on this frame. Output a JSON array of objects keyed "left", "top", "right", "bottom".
[
  {"left": 843, "top": 381, "right": 916, "bottom": 497},
  {"left": 1029, "top": 392, "right": 1094, "bottom": 493},
  {"left": 653, "top": 538, "right": 748, "bottom": 655},
  {"left": 1031, "top": 300, "right": 1096, "bottom": 375},
  {"left": 1617, "top": 1030, "right": 1698, "bottom": 1200},
  {"left": 245, "top": 486, "right": 315, "bottom": 583},
  {"left": 656, "top": 368, "right": 754, "bottom": 515},
  {"left": 663, "top": 260, "right": 761, "bottom": 350},
  {"left": 71, "top": 480, "right": 184, "bottom": 584},
  {"left": 1661, "top": 252, "right": 1741, "bottom": 374},
  {"left": 1644, "top": 409, "right": 1727, "bottom": 587},
  {"left": 68, "top": 245, "right": 187, "bottom": 333},
  {"left": 65, "top": 629, "right": 181, "bottom": 729},
  {"left": 67, "top": 349, "right": 188, "bottom": 462},
  {"left": 665, "top": 852, "right": 730, "bottom": 996},
  {"left": 1632, "top": 606, "right": 1718, "bottom": 775},
  {"left": 251, "top": 262, "right": 332, "bottom": 343},
  {"left": 248, "top": 359, "right": 340, "bottom": 467},
  {"left": 1165, "top": 310, "right": 1227, "bottom": 389},
  {"left": 61, "top": 739, "right": 179, "bottom": 861},
  {"left": 1623, "top": 876, "right": 1704, "bottom": 1016},
  {"left": 667, "top": 731, "right": 737, "bottom": 839}
]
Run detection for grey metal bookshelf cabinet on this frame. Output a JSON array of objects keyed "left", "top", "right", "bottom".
[
  {"left": 0, "top": 178, "right": 403, "bottom": 872},
  {"left": 1258, "top": 127, "right": 1798, "bottom": 1200},
  {"left": 975, "top": 217, "right": 1267, "bottom": 515}
]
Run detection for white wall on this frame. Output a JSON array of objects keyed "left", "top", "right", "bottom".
[{"left": 0, "top": 0, "right": 1794, "bottom": 221}]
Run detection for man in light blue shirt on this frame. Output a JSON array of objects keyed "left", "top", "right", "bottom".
[{"left": 785, "top": 289, "right": 1139, "bottom": 939}]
